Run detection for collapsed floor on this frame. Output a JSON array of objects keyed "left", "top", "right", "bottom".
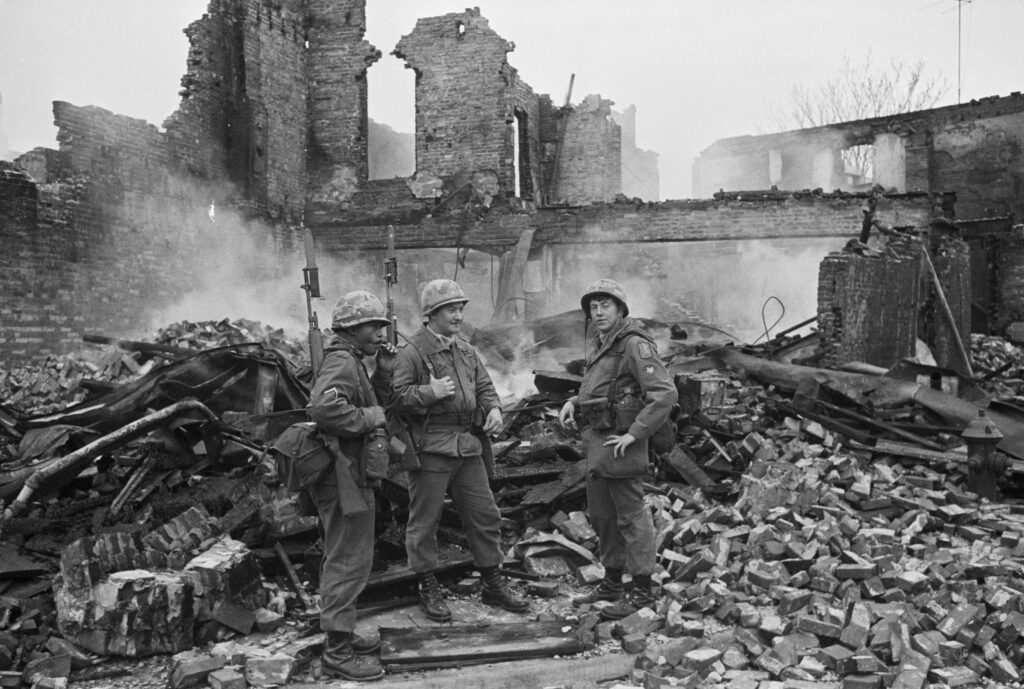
[{"left": 4, "top": 317, "right": 1024, "bottom": 688}]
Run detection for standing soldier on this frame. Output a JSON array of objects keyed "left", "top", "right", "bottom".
[
  {"left": 558, "top": 279, "right": 677, "bottom": 619},
  {"left": 307, "top": 291, "right": 395, "bottom": 682},
  {"left": 390, "top": 279, "right": 529, "bottom": 622}
]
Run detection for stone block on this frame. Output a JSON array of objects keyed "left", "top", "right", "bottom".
[
  {"left": 245, "top": 653, "right": 293, "bottom": 686},
  {"left": 207, "top": 668, "right": 246, "bottom": 689},
  {"left": 168, "top": 651, "right": 226, "bottom": 689}
]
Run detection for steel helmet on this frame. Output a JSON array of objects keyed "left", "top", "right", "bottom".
[
  {"left": 581, "top": 278, "right": 629, "bottom": 318},
  {"left": 420, "top": 279, "right": 468, "bottom": 317},
  {"left": 331, "top": 291, "right": 390, "bottom": 329}
]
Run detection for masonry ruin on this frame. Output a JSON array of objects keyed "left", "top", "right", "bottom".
[
  {"left": 7, "top": 4, "right": 1024, "bottom": 687},
  {"left": 0, "top": 0, "right": 966, "bottom": 367}
]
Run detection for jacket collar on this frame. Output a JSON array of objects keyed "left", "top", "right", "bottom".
[
  {"left": 412, "top": 326, "right": 446, "bottom": 355},
  {"left": 587, "top": 318, "right": 645, "bottom": 366},
  {"left": 326, "top": 331, "right": 365, "bottom": 358}
]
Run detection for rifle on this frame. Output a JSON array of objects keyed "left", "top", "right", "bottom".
[
  {"left": 302, "top": 228, "right": 325, "bottom": 378},
  {"left": 384, "top": 225, "right": 399, "bottom": 347}
]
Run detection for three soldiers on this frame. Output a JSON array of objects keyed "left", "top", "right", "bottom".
[{"left": 308, "top": 277, "right": 668, "bottom": 679}]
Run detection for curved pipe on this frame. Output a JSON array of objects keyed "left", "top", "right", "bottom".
[{"left": 3, "top": 399, "right": 218, "bottom": 519}]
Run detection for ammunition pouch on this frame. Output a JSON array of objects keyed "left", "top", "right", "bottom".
[
  {"left": 363, "top": 430, "right": 390, "bottom": 481},
  {"left": 613, "top": 392, "right": 644, "bottom": 433},
  {"left": 580, "top": 397, "right": 615, "bottom": 432},
  {"left": 270, "top": 422, "right": 335, "bottom": 491}
]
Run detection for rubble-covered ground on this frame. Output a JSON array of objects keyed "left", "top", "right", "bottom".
[{"left": 4, "top": 321, "right": 1024, "bottom": 689}]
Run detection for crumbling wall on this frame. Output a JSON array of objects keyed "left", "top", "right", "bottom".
[
  {"left": 503, "top": 66, "right": 542, "bottom": 203},
  {"left": 994, "top": 238, "right": 1024, "bottom": 331},
  {"left": 164, "top": 0, "right": 310, "bottom": 221},
  {"left": 818, "top": 251, "right": 920, "bottom": 369},
  {"left": 923, "top": 237, "right": 973, "bottom": 373},
  {"left": 394, "top": 9, "right": 516, "bottom": 185},
  {"left": 695, "top": 93, "right": 1024, "bottom": 221},
  {"left": 314, "top": 192, "right": 934, "bottom": 252},
  {"left": 2, "top": 101, "right": 301, "bottom": 361},
  {"left": 918, "top": 111, "right": 1024, "bottom": 220},
  {"left": 306, "top": 0, "right": 380, "bottom": 206},
  {"left": 551, "top": 95, "right": 621, "bottom": 205},
  {"left": 613, "top": 105, "right": 660, "bottom": 201},
  {"left": 818, "top": 235, "right": 973, "bottom": 372}
]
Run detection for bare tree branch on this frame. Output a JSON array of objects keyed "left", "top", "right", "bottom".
[{"left": 769, "top": 52, "right": 949, "bottom": 180}]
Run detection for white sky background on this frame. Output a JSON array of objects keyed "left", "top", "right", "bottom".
[{"left": 1, "top": 0, "right": 1023, "bottom": 199}]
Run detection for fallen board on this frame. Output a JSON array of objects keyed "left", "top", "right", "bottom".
[
  {"left": 379, "top": 620, "right": 583, "bottom": 669},
  {"left": 289, "top": 652, "right": 633, "bottom": 689},
  {"left": 0, "top": 543, "right": 47, "bottom": 580}
]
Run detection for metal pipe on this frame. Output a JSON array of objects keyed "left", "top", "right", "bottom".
[{"left": 3, "top": 399, "right": 218, "bottom": 519}]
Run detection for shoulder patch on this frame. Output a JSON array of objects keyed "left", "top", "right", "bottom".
[{"left": 637, "top": 340, "right": 655, "bottom": 360}]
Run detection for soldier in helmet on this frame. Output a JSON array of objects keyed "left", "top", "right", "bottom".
[
  {"left": 390, "top": 279, "right": 529, "bottom": 622},
  {"left": 306, "top": 290, "right": 396, "bottom": 682},
  {"left": 558, "top": 279, "right": 677, "bottom": 619}
]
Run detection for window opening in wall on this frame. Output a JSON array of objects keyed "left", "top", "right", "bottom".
[
  {"left": 456, "top": 21, "right": 466, "bottom": 38},
  {"left": 842, "top": 144, "right": 875, "bottom": 189},
  {"left": 514, "top": 109, "right": 532, "bottom": 199},
  {"left": 367, "top": 56, "right": 415, "bottom": 180}
]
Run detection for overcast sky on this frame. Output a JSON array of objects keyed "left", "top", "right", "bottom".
[{"left": 2, "top": 0, "right": 1023, "bottom": 199}]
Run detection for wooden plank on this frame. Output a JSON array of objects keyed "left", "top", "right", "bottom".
[
  {"left": 289, "top": 652, "right": 633, "bottom": 689},
  {"left": 379, "top": 620, "right": 583, "bottom": 668},
  {"left": 492, "top": 229, "right": 536, "bottom": 321},
  {"left": 0, "top": 544, "right": 46, "bottom": 580},
  {"left": 364, "top": 553, "right": 474, "bottom": 592}
]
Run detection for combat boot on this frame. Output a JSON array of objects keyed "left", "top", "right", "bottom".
[
  {"left": 322, "top": 631, "right": 384, "bottom": 682},
  {"left": 480, "top": 566, "right": 530, "bottom": 613},
  {"left": 418, "top": 573, "right": 452, "bottom": 623},
  {"left": 572, "top": 568, "right": 624, "bottom": 606},
  {"left": 599, "top": 575, "right": 658, "bottom": 621}
]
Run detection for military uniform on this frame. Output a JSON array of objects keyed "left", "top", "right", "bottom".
[
  {"left": 576, "top": 318, "right": 677, "bottom": 578},
  {"left": 390, "top": 326, "right": 504, "bottom": 574},
  {"left": 307, "top": 331, "right": 390, "bottom": 637}
]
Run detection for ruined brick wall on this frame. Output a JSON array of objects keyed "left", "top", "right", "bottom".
[
  {"left": 994, "top": 238, "right": 1024, "bottom": 331},
  {"left": 394, "top": 9, "right": 514, "bottom": 185},
  {"left": 314, "top": 192, "right": 934, "bottom": 253},
  {"left": 613, "top": 106, "right": 659, "bottom": 201},
  {"left": 696, "top": 93, "right": 1024, "bottom": 221},
  {"left": 503, "top": 66, "right": 542, "bottom": 203},
  {"left": 164, "top": 0, "right": 309, "bottom": 221},
  {"left": 551, "top": 95, "right": 621, "bottom": 205},
  {"left": 818, "top": 251, "right": 920, "bottom": 369},
  {"left": 2, "top": 103, "right": 302, "bottom": 361},
  {"left": 818, "top": 236, "right": 972, "bottom": 372},
  {"left": 914, "top": 111, "right": 1024, "bottom": 220},
  {"left": 920, "top": 237, "right": 972, "bottom": 374},
  {"left": 306, "top": 0, "right": 380, "bottom": 207}
]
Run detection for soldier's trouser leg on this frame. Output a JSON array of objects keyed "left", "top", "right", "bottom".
[
  {"left": 310, "top": 484, "right": 375, "bottom": 633},
  {"left": 406, "top": 455, "right": 453, "bottom": 573},
  {"left": 406, "top": 454, "right": 503, "bottom": 572},
  {"left": 447, "top": 454, "right": 503, "bottom": 569},
  {"left": 587, "top": 474, "right": 655, "bottom": 576}
]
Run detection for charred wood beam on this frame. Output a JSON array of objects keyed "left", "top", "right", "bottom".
[{"left": 3, "top": 399, "right": 218, "bottom": 519}]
